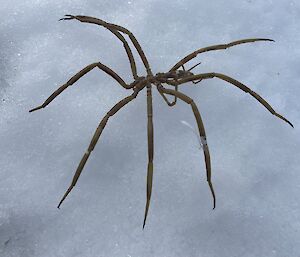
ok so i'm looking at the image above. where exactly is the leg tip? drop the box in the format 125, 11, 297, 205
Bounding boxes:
29, 106, 43, 112
259, 38, 275, 42
57, 201, 62, 209
59, 14, 76, 21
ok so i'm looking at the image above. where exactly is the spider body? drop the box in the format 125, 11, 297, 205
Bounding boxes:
129, 70, 195, 92
30, 15, 293, 229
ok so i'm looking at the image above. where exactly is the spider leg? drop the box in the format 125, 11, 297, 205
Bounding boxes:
183, 63, 203, 84
169, 73, 294, 127
60, 15, 138, 80
169, 38, 274, 72
60, 15, 153, 76
29, 62, 131, 112
158, 84, 178, 107
158, 85, 216, 209
188, 62, 202, 72
57, 89, 140, 208
192, 79, 203, 84
109, 29, 138, 80
158, 64, 183, 106
143, 84, 154, 229
158, 62, 202, 106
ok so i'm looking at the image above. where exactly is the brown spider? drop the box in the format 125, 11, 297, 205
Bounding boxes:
29, 15, 293, 228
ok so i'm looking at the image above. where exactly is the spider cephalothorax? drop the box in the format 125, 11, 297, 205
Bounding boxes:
30, 15, 293, 228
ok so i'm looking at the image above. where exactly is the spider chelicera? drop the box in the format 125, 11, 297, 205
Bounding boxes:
29, 15, 293, 228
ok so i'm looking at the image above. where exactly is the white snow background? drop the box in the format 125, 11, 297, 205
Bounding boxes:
1, 0, 300, 256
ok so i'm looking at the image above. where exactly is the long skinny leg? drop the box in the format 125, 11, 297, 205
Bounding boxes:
105, 28, 138, 79
57, 90, 139, 208
158, 84, 178, 107
29, 62, 131, 112
166, 73, 294, 127
187, 62, 202, 72
158, 85, 216, 209
192, 79, 202, 84
60, 15, 153, 76
170, 38, 274, 72
143, 84, 154, 229
60, 17, 138, 80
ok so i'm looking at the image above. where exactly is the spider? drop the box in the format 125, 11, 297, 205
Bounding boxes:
29, 15, 293, 228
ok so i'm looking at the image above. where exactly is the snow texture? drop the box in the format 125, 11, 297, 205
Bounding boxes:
1, 0, 300, 256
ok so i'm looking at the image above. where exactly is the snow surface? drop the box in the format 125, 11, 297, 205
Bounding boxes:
1, 0, 300, 256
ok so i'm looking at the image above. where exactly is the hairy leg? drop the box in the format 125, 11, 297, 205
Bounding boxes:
166, 72, 294, 127
29, 62, 131, 112
60, 15, 153, 76
57, 89, 139, 208
158, 85, 216, 209
143, 84, 154, 229
170, 38, 274, 72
